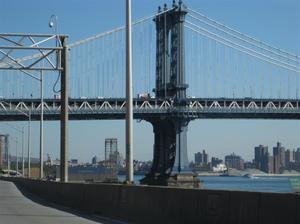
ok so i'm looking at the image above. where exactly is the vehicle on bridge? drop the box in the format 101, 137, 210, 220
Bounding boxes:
0, 169, 22, 177
137, 93, 152, 100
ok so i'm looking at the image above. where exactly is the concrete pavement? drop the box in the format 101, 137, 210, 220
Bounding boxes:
0, 180, 125, 224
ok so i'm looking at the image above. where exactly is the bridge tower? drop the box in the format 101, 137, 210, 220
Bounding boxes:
141, 1, 200, 187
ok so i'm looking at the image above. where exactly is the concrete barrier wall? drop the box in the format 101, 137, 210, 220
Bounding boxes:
1, 177, 300, 224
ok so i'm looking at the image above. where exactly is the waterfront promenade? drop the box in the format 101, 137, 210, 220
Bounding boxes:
0, 180, 124, 224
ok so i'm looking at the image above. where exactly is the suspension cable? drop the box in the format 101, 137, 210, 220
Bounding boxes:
187, 8, 300, 62
186, 21, 300, 71
185, 22, 300, 73
0, 13, 157, 68
187, 14, 300, 65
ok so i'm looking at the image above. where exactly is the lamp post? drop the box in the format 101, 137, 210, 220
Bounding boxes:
21, 126, 24, 175
126, 0, 133, 183
39, 70, 44, 178
14, 137, 18, 173
27, 111, 31, 178
41, 14, 58, 180
3, 123, 24, 174
49, 14, 69, 183
49, 15, 69, 182
7, 137, 10, 171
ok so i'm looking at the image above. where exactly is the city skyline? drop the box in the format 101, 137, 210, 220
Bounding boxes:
0, 0, 300, 163
0, 1, 299, 222
3, 133, 300, 166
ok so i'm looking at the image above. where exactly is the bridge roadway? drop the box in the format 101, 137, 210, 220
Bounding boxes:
0, 180, 125, 224
1, 97, 300, 121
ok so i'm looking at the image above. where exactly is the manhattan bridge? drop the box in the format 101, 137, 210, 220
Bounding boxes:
0, 1, 299, 185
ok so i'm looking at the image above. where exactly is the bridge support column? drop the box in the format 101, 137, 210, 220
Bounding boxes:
140, 2, 200, 187
141, 118, 200, 187
174, 119, 189, 172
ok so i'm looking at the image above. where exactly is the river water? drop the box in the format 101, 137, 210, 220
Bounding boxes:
199, 176, 297, 193
119, 175, 300, 193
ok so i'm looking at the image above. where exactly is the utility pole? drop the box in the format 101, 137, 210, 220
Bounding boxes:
126, 0, 133, 183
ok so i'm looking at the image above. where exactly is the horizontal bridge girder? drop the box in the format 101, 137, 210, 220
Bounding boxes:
0, 98, 300, 121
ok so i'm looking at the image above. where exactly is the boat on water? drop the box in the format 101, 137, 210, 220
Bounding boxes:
243, 173, 258, 179
220, 173, 230, 177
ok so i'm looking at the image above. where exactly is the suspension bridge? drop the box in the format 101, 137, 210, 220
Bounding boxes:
0, 1, 299, 185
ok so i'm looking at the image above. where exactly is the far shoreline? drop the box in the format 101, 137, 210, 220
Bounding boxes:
196, 172, 300, 177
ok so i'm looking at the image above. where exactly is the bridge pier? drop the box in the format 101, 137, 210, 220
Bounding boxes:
141, 2, 200, 188
141, 118, 200, 187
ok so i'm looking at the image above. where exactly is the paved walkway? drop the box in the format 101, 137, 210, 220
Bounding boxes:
0, 180, 124, 224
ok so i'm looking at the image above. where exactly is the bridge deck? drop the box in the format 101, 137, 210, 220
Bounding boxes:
1, 98, 300, 121
0, 180, 124, 224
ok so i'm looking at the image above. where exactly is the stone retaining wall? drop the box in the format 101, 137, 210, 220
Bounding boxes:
1, 177, 299, 224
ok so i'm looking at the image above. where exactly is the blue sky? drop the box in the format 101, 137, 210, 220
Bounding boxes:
1, 0, 300, 163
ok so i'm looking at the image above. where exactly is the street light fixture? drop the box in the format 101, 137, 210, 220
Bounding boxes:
49, 15, 58, 34
49, 15, 60, 51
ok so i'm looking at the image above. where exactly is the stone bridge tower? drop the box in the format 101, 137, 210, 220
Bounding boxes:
141, 1, 200, 187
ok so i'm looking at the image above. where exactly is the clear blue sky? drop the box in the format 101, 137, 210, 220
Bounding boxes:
1, 0, 300, 163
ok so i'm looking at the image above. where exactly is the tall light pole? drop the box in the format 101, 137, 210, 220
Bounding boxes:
27, 111, 31, 178
49, 15, 69, 182
37, 14, 59, 180
5, 62, 43, 178
3, 123, 25, 174
1, 101, 32, 177
14, 137, 18, 172
21, 126, 25, 175
7, 136, 10, 171
39, 70, 44, 178
126, 0, 133, 183
49, 14, 70, 182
